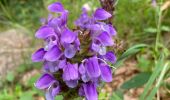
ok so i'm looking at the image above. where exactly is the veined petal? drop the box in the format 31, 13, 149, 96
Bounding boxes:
64, 44, 76, 58
93, 8, 111, 20
58, 59, 66, 69
108, 24, 116, 36
81, 74, 90, 82
45, 90, 54, 100
104, 51, 116, 64
61, 29, 76, 43
52, 85, 60, 97
79, 86, 85, 96
63, 63, 79, 81
35, 26, 55, 39
83, 82, 98, 100
97, 31, 114, 46
79, 63, 86, 75
65, 80, 78, 88
48, 2, 65, 12
100, 64, 112, 82
44, 45, 62, 61
43, 61, 59, 73
35, 73, 55, 89
31, 48, 46, 62
85, 56, 101, 78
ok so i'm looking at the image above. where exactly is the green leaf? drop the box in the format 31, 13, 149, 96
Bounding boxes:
144, 27, 157, 33
121, 72, 151, 89
114, 44, 147, 67
55, 95, 63, 100
19, 91, 34, 100
110, 90, 123, 100
6, 72, 15, 82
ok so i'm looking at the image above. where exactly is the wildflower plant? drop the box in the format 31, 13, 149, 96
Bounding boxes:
32, 2, 117, 100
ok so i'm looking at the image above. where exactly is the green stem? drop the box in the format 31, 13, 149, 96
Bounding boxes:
155, 0, 163, 54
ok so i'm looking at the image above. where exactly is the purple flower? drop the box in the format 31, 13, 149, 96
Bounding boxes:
85, 56, 101, 78
35, 73, 56, 89
63, 63, 79, 88
61, 28, 76, 43
31, 48, 46, 62
104, 51, 117, 64
35, 26, 55, 39
44, 45, 62, 61
82, 82, 98, 100
100, 64, 112, 82
33, 2, 117, 100
93, 8, 112, 20
48, 2, 65, 13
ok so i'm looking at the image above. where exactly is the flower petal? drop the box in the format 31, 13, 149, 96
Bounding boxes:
48, 2, 65, 12
97, 31, 114, 46
44, 45, 62, 61
104, 51, 116, 64
35, 73, 55, 89
64, 44, 76, 58
83, 82, 98, 100
63, 63, 79, 81
45, 90, 54, 100
108, 24, 116, 36
43, 61, 59, 72
61, 29, 76, 43
93, 8, 111, 20
31, 48, 46, 62
65, 80, 78, 88
100, 64, 112, 82
52, 86, 60, 97
58, 59, 66, 69
85, 56, 101, 78
35, 26, 55, 39
79, 63, 86, 75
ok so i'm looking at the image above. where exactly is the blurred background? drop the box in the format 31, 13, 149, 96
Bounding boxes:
0, 0, 170, 100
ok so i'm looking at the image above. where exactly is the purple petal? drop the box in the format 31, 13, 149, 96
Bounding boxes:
74, 37, 80, 50
45, 90, 54, 100
93, 8, 111, 20
79, 86, 85, 96
44, 45, 62, 61
65, 80, 78, 88
58, 59, 66, 69
52, 86, 60, 97
35, 73, 55, 89
79, 63, 86, 75
81, 74, 90, 82
83, 82, 98, 100
35, 26, 55, 39
31, 48, 46, 62
98, 46, 106, 55
108, 24, 117, 36
48, 2, 65, 12
61, 29, 76, 43
85, 56, 101, 78
100, 64, 112, 82
43, 61, 59, 72
104, 51, 116, 64
74, 8, 90, 28
64, 44, 76, 58
97, 31, 114, 46
91, 41, 101, 52
63, 63, 79, 81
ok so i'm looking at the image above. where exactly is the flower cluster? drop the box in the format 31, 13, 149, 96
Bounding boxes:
32, 2, 116, 100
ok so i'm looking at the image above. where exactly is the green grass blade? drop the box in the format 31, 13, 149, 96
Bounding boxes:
146, 62, 169, 100
139, 55, 164, 100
